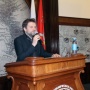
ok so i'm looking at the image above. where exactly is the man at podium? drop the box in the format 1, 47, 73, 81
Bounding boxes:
14, 18, 60, 62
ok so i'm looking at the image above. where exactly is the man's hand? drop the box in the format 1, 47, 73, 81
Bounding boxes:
32, 34, 40, 47
52, 53, 61, 58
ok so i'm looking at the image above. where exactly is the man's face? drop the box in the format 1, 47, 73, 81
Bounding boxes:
24, 22, 37, 35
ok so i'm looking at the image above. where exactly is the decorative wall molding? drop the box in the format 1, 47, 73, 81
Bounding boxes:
58, 16, 90, 26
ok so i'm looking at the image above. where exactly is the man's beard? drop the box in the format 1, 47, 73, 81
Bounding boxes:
31, 31, 38, 36
25, 31, 38, 39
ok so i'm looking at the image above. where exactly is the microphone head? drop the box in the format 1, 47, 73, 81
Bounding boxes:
32, 31, 39, 37
32, 31, 38, 36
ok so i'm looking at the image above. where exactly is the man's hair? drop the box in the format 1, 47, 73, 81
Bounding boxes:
22, 18, 36, 29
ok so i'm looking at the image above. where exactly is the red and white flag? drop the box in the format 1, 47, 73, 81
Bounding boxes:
38, 0, 46, 50
30, 0, 36, 19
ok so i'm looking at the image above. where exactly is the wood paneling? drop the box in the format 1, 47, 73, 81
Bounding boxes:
43, 0, 59, 53
58, 16, 90, 26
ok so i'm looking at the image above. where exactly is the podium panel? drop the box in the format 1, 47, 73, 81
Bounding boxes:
5, 54, 86, 90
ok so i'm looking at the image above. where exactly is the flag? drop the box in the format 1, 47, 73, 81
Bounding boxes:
30, 0, 36, 19
38, 0, 46, 50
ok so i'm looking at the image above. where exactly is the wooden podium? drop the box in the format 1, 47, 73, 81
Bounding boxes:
5, 54, 86, 90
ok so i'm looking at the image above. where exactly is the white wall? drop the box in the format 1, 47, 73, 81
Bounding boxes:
58, 0, 90, 62
58, 0, 90, 19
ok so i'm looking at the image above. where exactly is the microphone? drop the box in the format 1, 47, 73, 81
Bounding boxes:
32, 31, 39, 37
32, 33, 39, 37
32, 32, 41, 43
32, 31, 40, 39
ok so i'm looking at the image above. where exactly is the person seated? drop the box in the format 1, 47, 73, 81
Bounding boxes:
14, 18, 60, 62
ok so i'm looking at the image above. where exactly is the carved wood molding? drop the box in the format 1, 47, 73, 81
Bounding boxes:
58, 16, 90, 26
